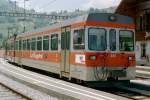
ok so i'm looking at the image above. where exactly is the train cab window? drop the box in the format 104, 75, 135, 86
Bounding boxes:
73, 29, 85, 50
31, 38, 36, 51
43, 36, 49, 51
88, 28, 107, 51
51, 34, 58, 50
37, 37, 42, 51
27, 39, 30, 50
109, 29, 116, 51
119, 30, 134, 51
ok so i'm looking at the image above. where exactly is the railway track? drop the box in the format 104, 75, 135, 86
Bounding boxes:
109, 88, 149, 100
7, 61, 150, 100
0, 83, 30, 100
98, 82, 150, 100
136, 76, 150, 80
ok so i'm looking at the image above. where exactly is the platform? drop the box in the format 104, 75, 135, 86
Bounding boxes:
136, 66, 150, 78
0, 58, 130, 100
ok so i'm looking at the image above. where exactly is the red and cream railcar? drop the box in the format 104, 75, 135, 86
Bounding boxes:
6, 13, 136, 81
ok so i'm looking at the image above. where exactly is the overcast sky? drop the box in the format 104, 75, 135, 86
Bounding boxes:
11, 0, 121, 12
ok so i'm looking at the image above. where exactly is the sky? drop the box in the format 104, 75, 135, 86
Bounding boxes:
11, 0, 121, 12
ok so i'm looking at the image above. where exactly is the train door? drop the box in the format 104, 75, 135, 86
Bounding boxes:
60, 26, 71, 77
18, 38, 22, 65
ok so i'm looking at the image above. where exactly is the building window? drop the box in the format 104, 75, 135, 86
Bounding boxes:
37, 37, 42, 51
146, 13, 150, 31
73, 29, 85, 50
51, 34, 58, 50
43, 36, 49, 51
136, 14, 149, 32
141, 43, 146, 57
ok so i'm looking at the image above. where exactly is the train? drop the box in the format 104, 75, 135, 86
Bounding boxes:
5, 13, 136, 82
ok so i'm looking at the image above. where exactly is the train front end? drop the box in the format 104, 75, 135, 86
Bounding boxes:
71, 13, 135, 82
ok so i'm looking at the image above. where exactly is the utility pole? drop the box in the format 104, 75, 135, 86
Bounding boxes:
14, 1, 17, 12
23, 0, 26, 33
23, 0, 29, 33
8, 0, 17, 12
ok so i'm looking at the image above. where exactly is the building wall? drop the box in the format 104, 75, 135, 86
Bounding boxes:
146, 41, 150, 62
136, 41, 150, 65
116, 0, 150, 66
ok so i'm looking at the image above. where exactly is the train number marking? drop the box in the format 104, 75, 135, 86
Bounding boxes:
110, 54, 116, 58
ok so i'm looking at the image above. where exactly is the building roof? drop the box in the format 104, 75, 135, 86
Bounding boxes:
116, 0, 150, 16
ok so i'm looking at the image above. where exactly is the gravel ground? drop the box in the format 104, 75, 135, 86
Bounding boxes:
0, 74, 58, 100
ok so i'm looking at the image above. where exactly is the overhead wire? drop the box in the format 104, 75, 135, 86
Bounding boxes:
38, 0, 57, 11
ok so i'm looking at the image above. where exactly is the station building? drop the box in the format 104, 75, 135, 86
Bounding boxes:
116, 0, 150, 65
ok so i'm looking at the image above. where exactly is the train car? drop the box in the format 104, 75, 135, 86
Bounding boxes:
6, 13, 136, 82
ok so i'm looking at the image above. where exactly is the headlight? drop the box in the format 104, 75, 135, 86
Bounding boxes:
90, 56, 97, 60
128, 56, 133, 61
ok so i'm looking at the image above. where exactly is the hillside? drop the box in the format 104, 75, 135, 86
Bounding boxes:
0, 0, 116, 48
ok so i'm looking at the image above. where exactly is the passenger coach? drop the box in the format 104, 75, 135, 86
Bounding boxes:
6, 13, 136, 82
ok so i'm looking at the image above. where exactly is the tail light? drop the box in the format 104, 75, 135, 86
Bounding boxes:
128, 56, 134, 61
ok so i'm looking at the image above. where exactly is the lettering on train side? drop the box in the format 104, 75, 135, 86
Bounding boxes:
30, 53, 43, 59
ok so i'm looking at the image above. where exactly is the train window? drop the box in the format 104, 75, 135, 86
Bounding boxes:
25, 40, 27, 50
31, 38, 36, 51
19, 40, 22, 50
7, 43, 11, 50
51, 34, 58, 50
22, 40, 25, 50
15, 41, 18, 50
109, 29, 116, 51
11, 42, 13, 50
119, 30, 134, 51
43, 36, 49, 51
73, 29, 85, 50
61, 32, 65, 50
37, 37, 42, 51
23, 40, 27, 50
27, 39, 30, 50
88, 28, 107, 51
66, 31, 70, 50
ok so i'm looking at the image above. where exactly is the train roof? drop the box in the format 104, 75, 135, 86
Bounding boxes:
17, 13, 134, 38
